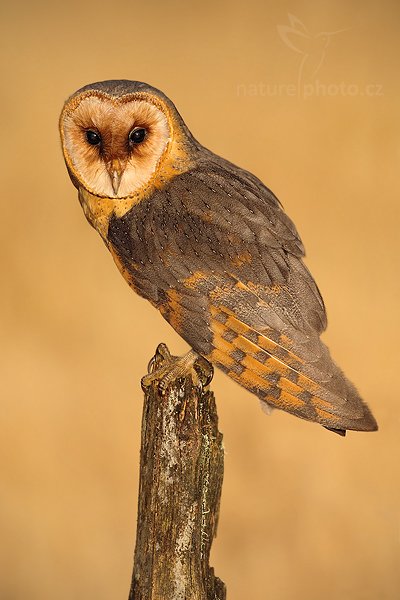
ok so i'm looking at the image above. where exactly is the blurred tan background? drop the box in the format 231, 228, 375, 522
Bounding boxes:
1, 0, 399, 598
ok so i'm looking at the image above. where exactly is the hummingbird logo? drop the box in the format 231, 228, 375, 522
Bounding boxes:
278, 14, 349, 89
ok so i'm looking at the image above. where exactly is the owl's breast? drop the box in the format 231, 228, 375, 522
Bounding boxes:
78, 187, 139, 241
106, 197, 172, 307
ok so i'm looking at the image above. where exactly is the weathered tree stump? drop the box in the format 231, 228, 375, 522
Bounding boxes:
129, 344, 226, 600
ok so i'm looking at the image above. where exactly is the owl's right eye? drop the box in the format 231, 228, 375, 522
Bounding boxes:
85, 130, 102, 146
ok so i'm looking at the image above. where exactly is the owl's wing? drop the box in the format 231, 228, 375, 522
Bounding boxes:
108, 161, 377, 432
155, 161, 327, 335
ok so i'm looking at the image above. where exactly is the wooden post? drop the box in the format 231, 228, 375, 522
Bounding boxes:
129, 344, 226, 600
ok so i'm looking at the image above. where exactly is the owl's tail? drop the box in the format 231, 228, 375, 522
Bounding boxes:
208, 306, 378, 434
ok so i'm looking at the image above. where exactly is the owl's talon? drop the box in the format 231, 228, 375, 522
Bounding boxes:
155, 343, 172, 362
146, 343, 172, 375
141, 373, 153, 391
147, 355, 157, 375
194, 356, 214, 389
141, 348, 206, 394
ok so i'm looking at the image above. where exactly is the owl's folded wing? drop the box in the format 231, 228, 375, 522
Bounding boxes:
158, 270, 377, 432
108, 162, 376, 431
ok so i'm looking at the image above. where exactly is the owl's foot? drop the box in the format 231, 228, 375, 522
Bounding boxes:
141, 343, 213, 394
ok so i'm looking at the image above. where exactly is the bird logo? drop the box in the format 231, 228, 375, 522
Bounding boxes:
278, 14, 349, 89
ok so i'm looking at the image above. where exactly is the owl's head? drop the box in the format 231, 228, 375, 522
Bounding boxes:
60, 80, 194, 199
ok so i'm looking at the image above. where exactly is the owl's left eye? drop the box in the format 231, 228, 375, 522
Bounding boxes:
85, 129, 102, 145
129, 127, 147, 144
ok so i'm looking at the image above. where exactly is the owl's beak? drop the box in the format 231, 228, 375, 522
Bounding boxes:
107, 159, 125, 195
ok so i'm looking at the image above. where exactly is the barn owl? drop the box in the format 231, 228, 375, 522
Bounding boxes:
59, 80, 377, 436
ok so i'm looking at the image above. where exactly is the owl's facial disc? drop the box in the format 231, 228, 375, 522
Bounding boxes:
61, 93, 171, 198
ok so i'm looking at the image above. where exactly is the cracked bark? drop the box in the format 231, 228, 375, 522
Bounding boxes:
129, 344, 226, 600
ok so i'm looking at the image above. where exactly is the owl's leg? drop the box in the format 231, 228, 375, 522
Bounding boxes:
141, 343, 213, 394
